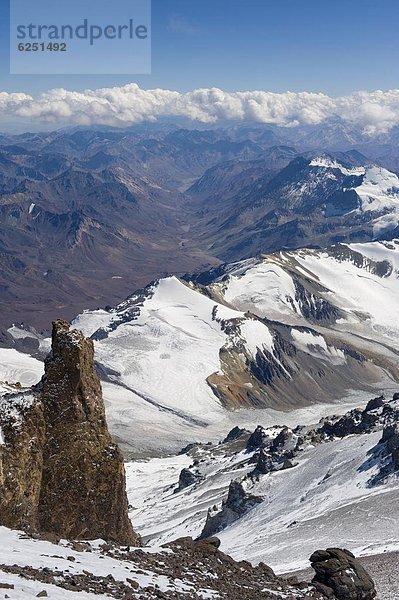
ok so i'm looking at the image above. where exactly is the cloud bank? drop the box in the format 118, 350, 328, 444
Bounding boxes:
1, 84, 399, 133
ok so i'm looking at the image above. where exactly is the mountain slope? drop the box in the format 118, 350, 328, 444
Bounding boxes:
189, 154, 399, 260
126, 394, 399, 575
67, 240, 399, 455
0, 165, 218, 330
0, 126, 270, 330
2, 126, 399, 331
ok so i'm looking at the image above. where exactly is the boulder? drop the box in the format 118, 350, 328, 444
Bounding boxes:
310, 547, 376, 599
176, 467, 200, 490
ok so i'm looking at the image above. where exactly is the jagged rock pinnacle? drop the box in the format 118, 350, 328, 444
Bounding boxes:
0, 320, 140, 546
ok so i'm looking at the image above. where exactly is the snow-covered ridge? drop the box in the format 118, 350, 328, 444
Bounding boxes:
64, 240, 399, 455
2, 240, 399, 456
308, 157, 399, 235
352, 166, 399, 234
0, 348, 44, 396
310, 156, 366, 176
219, 240, 399, 344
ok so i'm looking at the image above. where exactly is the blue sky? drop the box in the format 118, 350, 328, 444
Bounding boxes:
0, 0, 399, 95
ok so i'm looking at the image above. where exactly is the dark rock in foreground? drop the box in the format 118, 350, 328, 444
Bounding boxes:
0, 320, 140, 546
310, 547, 376, 599
1, 533, 340, 599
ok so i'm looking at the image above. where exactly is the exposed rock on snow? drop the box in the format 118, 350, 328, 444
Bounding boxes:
365, 421, 399, 486
176, 467, 203, 491
381, 423, 399, 470
0, 525, 333, 599
223, 425, 249, 443
201, 480, 263, 538
246, 424, 269, 450
126, 393, 399, 571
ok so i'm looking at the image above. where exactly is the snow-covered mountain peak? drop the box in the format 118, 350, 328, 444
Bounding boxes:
307, 158, 399, 233
3, 240, 399, 456
351, 166, 399, 234
309, 155, 366, 177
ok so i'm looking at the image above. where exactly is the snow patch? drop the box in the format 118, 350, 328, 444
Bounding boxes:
240, 319, 274, 357
291, 329, 346, 365
0, 348, 44, 393
222, 262, 300, 322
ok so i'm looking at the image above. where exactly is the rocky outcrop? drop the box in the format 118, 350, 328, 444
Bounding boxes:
246, 425, 268, 451
197, 393, 399, 539
252, 446, 297, 475
315, 394, 399, 441
315, 394, 399, 487
223, 426, 249, 444
380, 423, 399, 469
367, 422, 399, 485
253, 448, 274, 474
247, 425, 298, 476
176, 467, 202, 491
270, 425, 298, 452
310, 548, 376, 599
365, 395, 385, 412
0, 320, 139, 545
200, 480, 262, 538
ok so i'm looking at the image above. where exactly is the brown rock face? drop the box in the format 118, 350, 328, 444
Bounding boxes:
0, 392, 45, 531
0, 320, 139, 546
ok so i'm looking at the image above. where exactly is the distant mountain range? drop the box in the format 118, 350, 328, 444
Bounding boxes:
188, 152, 399, 260
1, 121, 399, 332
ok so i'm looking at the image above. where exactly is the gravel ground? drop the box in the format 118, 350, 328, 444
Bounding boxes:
284, 551, 399, 600
358, 553, 399, 600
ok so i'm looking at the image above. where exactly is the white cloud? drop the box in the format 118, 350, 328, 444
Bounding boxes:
1, 84, 399, 132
